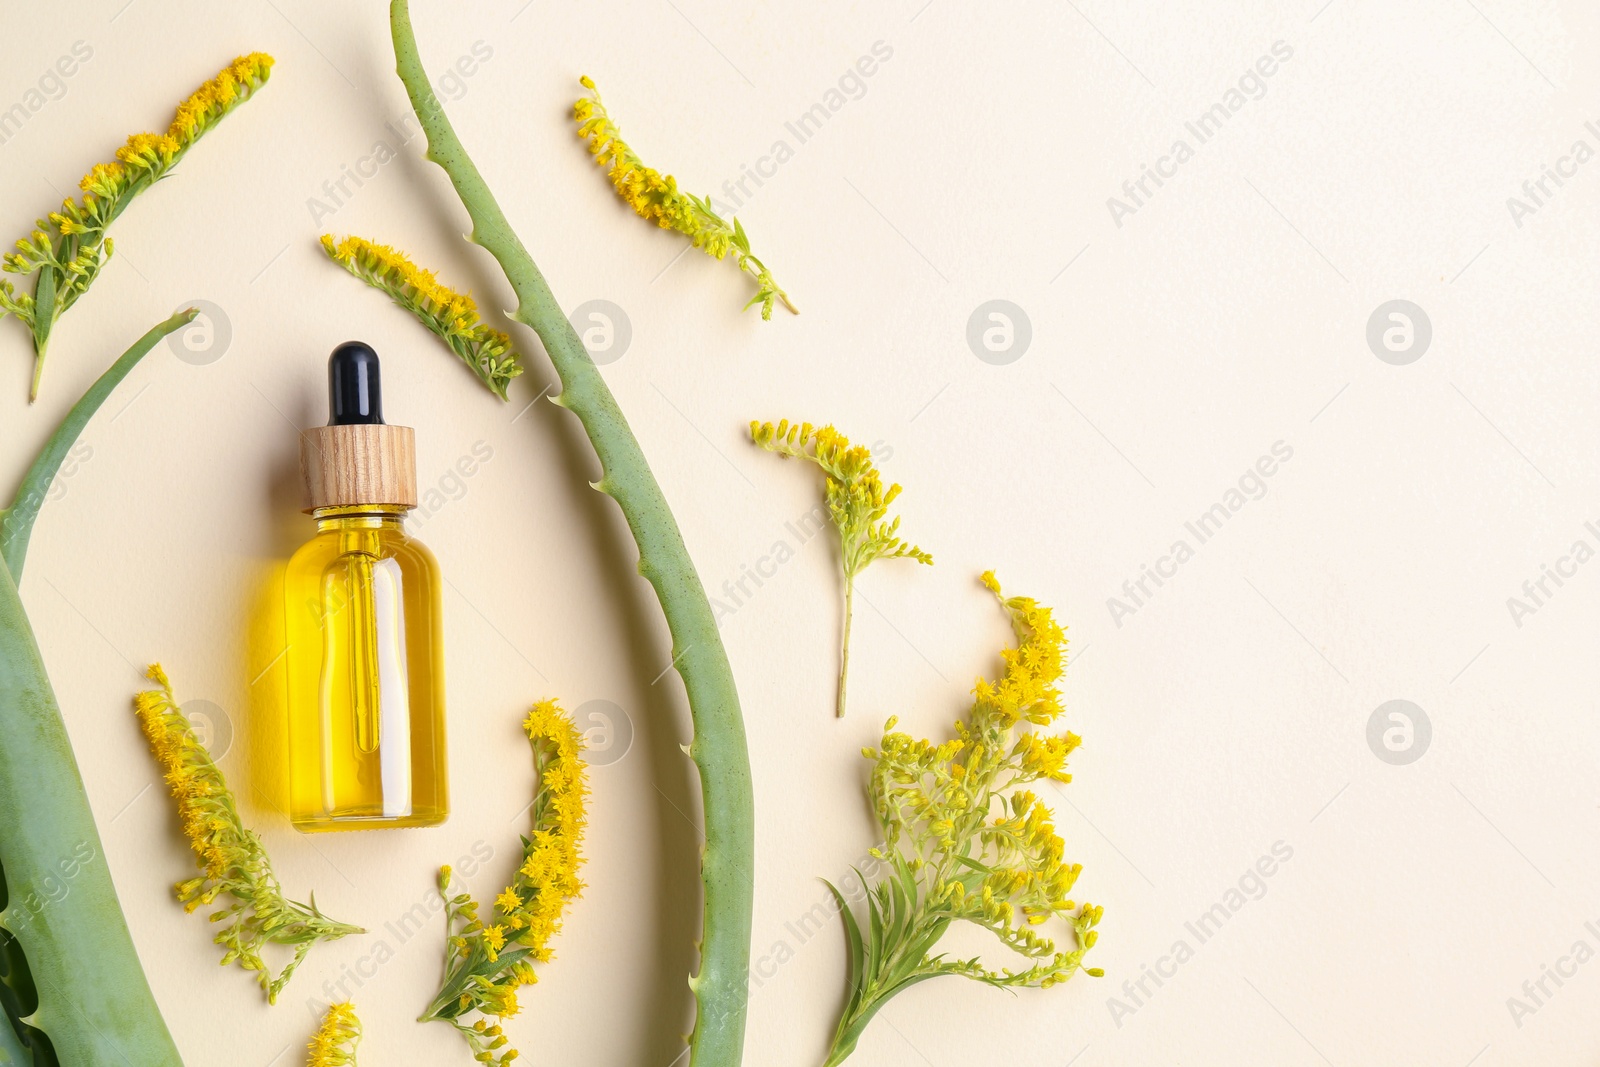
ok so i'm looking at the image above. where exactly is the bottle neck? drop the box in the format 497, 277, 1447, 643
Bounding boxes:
312, 504, 409, 532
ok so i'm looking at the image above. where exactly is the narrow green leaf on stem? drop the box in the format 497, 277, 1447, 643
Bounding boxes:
26, 272, 56, 403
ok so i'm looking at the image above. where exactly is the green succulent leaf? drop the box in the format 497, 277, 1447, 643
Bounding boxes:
0, 316, 198, 1067
0, 966, 36, 1067
389, 5, 757, 1065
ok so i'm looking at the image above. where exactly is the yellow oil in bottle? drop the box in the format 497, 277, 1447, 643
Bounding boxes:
284, 507, 446, 830
283, 341, 447, 831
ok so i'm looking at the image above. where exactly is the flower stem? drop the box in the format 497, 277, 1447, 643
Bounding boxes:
820, 987, 888, 1067
837, 573, 854, 718
28, 350, 45, 404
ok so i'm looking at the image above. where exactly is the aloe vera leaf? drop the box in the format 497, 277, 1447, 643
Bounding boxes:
389, 4, 756, 1062
0, 314, 197, 1067
0, 528, 182, 1067
0, 920, 42, 1066
1, 310, 197, 580
0, 1006, 30, 1067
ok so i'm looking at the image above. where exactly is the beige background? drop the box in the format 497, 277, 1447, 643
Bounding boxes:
3, 1, 1600, 1064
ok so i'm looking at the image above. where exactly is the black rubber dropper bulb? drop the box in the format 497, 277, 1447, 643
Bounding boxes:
327, 341, 385, 425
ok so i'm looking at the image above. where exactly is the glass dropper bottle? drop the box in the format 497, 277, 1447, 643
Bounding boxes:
282, 341, 447, 831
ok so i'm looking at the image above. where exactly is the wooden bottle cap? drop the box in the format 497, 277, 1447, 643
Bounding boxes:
300, 424, 417, 512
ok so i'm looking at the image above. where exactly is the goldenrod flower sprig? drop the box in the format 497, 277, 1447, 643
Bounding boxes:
822, 575, 1101, 1067
574, 76, 796, 320
419, 700, 589, 1065
321, 234, 524, 399
134, 664, 362, 1003
306, 1002, 361, 1067
751, 419, 932, 716
1, 53, 273, 401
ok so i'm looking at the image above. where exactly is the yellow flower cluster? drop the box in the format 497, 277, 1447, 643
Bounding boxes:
498, 701, 587, 956
321, 234, 524, 400
86, 53, 275, 209
0, 277, 32, 330
752, 419, 931, 575
2, 53, 273, 399
10, 52, 274, 280
173, 54, 275, 140
422, 700, 588, 1066
824, 576, 1100, 1065
875, 575, 1097, 976
973, 570, 1069, 730
574, 76, 795, 319
752, 419, 932, 716
881, 586, 1095, 938
306, 1002, 361, 1067
573, 79, 696, 237
134, 665, 361, 1003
